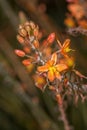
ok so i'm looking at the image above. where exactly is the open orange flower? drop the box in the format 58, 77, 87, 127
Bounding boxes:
57, 38, 72, 58
37, 53, 68, 82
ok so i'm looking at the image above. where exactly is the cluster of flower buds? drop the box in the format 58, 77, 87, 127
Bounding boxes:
17, 21, 39, 46
15, 20, 87, 105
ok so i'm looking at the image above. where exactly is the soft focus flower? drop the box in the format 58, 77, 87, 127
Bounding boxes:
59, 57, 75, 68
57, 39, 72, 58
37, 53, 68, 81
68, 4, 85, 20
64, 17, 75, 28
78, 20, 87, 29
65, 57, 75, 68
33, 75, 46, 90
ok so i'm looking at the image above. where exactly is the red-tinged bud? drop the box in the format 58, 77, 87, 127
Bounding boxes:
47, 33, 55, 44
17, 35, 25, 44
22, 59, 31, 66
15, 50, 25, 57
33, 40, 39, 48
33, 27, 39, 37
23, 46, 31, 53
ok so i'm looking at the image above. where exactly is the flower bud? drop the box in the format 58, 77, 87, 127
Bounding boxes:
33, 40, 39, 48
25, 26, 31, 34
33, 27, 39, 37
23, 46, 31, 53
17, 35, 25, 44
19, 25, 23, 29
24, 21, 30, 26
19, 28, 27, 37
24, 22, 31, 34
15, 50, 25, 57
29, 21, 36, 29
22, 59, 31, 66
47, 33, 55, 44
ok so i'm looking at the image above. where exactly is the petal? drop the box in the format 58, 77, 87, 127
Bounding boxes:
48, 70, 55, 82
55, 71, 61, 80
51, 53, 57, 65
62, 52, 69, 58
37, 65, 49, 72
63, 39, 70, 48
57, 39, 62, 48
55, 64, 68, 72
46, 60, 54, 66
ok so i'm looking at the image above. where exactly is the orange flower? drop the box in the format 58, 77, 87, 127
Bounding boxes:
57, 39, 72, 58
59, 57, 75, 68
33, 75, 46, 91
37, 53, 68, 82
68, 4, 85, 20
78, 20, 87, 29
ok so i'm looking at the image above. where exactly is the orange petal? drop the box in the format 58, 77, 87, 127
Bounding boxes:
63, 39, 70, 48
48, 70, 55, 82
56, 64, 68, 72
57, 39, 62, 48
62, 52, 69, 58
51, 53, 57, 65
37, 65, 49, 72
46, 60, 54, 66
55, 71, 61, 80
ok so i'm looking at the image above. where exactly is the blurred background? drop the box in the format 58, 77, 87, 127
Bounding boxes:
0, 0, 87, 130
